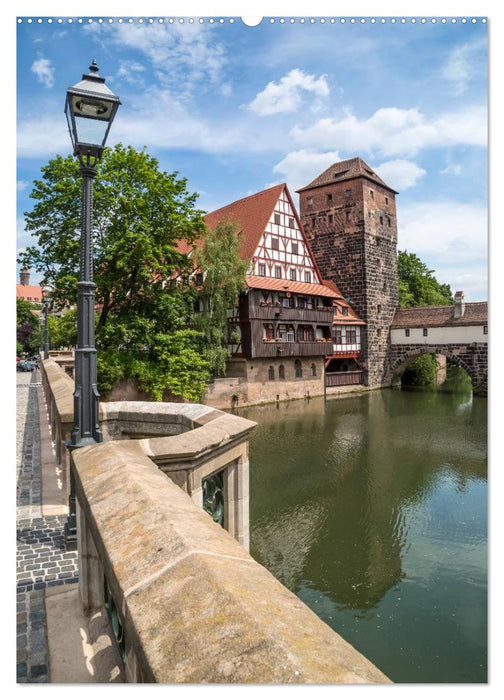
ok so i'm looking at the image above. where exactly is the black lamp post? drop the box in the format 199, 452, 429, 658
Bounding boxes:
64, 60, 120, 547
42, 285, 52, 359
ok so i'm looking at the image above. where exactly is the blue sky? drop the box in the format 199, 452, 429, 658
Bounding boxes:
16, 12, 488, 301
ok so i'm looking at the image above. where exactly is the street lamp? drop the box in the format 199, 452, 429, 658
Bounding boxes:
64, 60, 120, 547
42, 285, 53, 359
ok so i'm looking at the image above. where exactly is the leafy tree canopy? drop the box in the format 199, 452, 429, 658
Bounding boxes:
193, 219, 248, 377
397, 250, 453, 308
16, 298, 40, 355
18, 144, 210, 400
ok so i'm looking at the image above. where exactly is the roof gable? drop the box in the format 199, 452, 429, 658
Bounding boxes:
204, 184, 285, 261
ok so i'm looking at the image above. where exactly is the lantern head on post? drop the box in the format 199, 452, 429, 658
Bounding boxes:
65, 59, 121, 166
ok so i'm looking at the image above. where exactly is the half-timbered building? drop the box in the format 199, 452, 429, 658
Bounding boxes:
184, 183, 364, 404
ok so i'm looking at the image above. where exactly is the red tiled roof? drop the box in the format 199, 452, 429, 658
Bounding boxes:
16, 284, 43, 303
204, 184, 286, 261
245, 275, 338, 298
391, 302, 488, 328
296, 156, 398, 194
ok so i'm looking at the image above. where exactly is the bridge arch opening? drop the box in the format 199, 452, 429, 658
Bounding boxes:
389, 349, 475, 392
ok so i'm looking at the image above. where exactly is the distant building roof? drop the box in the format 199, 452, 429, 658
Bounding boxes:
296, 156, 398, 194
391, 302, 488, 328
16, 284, 43, 303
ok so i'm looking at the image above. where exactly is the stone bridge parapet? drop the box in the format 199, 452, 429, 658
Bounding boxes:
387, 343, 487, 395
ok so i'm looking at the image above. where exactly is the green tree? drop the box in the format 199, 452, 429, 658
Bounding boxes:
397, 250, 453, 308
48, 308, 77, 350
18, 144, 210, 400
16, 298, 40, 355
193, 219, 248, 377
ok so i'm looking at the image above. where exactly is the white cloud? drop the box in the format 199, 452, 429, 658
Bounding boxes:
374, 159, 426, 191
441, 38, 486, 96
272, 149, 341, 193
398, 200, 487, 301
291, 105, 487, 157
17, 180, 29, 192
31, 57, 55, 88
247, 69, 329, 116
85, 22, 227, 94
117, 60, 146, 86
440, 164, 462, 176
17, 113, 69, 158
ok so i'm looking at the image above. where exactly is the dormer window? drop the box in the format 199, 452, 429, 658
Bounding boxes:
292, 242, 298, 255
274, 213, 281, 225
271, 237, 279, 250
289, 217, 295, 228
304, 271, 311, 283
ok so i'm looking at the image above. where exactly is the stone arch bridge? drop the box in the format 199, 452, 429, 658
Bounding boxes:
386, 295, 488, 395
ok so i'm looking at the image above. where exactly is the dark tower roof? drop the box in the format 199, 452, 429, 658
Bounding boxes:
296, 156, 398, 194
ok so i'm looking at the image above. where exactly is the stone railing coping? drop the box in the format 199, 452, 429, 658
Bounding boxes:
41, 359, 74, 423
73, 440, 390, 684
41, 365, 256, 450
140, 412, 257, 466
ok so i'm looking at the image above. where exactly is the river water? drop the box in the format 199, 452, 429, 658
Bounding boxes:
239, 385, 487, 683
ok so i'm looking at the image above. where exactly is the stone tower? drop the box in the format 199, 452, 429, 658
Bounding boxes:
297, 157, 399, 387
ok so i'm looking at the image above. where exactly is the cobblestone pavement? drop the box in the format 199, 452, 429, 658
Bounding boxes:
16, 370, 78, 683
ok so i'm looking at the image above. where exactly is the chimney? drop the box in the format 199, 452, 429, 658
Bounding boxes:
20, 269, 30, 286
453, 291, 465, 319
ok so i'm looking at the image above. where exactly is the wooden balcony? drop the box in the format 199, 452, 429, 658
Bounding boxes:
325, 370, 364, 387
246, 302, 335, 324
254, 339, 333, 358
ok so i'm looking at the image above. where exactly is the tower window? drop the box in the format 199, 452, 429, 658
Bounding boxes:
370, 190, 374, 199
327, 193, 333, 204
423, 328, 428, 337
388, 217, 391, 227
377, 304, 381, 314
312, 218, 317, 228
377, 328, 381, 337
274, 213, 281, 225
345, 189, 352, 198
405, 328, 410, 337
268, 366, 275, 381
380, 216, 384, 225
385, 197, 389, 205
307, 197, 313, 208
483, 325, 488, 335
328, 214, 333, 224
279, 364, 285, 380
346, 211, 352, 222
295, 359, 302, 378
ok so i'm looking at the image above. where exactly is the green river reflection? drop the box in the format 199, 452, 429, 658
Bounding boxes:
239, 387, 487, 683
